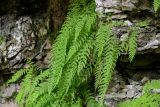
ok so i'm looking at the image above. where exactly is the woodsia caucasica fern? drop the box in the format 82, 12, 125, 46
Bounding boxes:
8, 0, 98, 107
8, 0, 139, 107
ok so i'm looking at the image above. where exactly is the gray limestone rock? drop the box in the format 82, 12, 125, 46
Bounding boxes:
0, 15, 50, 71
1, 84, 20, 98
0, 101, 18, 107
95, 0, 153, 18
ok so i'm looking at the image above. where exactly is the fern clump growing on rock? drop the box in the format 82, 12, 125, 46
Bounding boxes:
8, 0, 140, 107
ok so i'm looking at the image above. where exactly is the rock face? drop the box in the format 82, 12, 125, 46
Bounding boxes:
0, 0, 69, 73
0, 15, 50, 72
95, 0, 153, 15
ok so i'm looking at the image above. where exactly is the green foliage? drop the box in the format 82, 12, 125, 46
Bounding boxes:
95, 23, 121, 105
135, 20, 149, 28
153, 0, 160, 12
7, 61, 41, 106
0, 36, 5, 45
120, 27, 138, 62
8, 0, 139, 107
118, 80, 160, 107
128, 28, 138, 61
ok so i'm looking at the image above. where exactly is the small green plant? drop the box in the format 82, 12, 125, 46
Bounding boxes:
118, 80, 160, 107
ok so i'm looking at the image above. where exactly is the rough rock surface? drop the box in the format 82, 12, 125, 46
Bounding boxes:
113, 26, 160, 53
0, 0, 70, 73
95, 0, 153, 16
95, 0, 160, 53
0, 15, 51, 72
0, 84, 19, 107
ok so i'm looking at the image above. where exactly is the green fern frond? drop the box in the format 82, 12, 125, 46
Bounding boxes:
84, 90, 101, 107
98, 36, 120, 105
7, 68, 27, 84
71, 98, 82, 107
66, 3, 96, 63
96, 24, 111, 57
46, 0, 85, 94
153, 0, 160, 12
16, 64, 36, 106
120, 33, 129, 52
7, 61, 35, 84
94, 22, 121, 105
94, 58, 103, 90
58, 36, 94, 97
94, 24, 114, 90
128, 29, 138, 61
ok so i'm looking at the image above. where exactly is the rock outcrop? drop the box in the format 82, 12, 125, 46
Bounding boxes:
94, 0, 160, 73
95, 0, 160, 72
95, 0, 160, 53
0, 15, 51, 73
0, 0, 70, 73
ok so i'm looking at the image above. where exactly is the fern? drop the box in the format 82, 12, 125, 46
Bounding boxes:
120, 27, 138, 62
95, 22, 122, 105
128, 28, 138, 61
7, 69, 27, 84
8, 0, 139, 106
96, 24, 112, 58
10, 1, 98, 107
84, 90, 101, 107
98, 36, 120, 105
153, 0, 160, 12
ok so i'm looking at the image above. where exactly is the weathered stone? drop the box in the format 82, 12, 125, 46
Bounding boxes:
112, 14, 127, 19
0, 15, 50, 71
105, 8, 122, 14
95, 7, 104, 13
103, 0, 121, 8
126, 89, 135, 98
105, 93, 126, 100
124, 20, 133, 26
121, 0, 137, 11
112, 25, 160, 53
0, 101, 18, 107
1, 84, 20, 98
